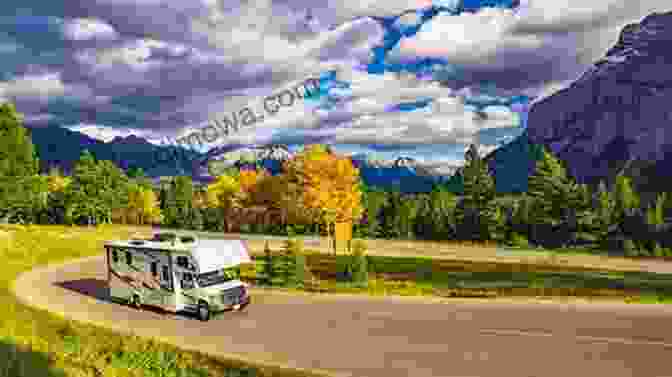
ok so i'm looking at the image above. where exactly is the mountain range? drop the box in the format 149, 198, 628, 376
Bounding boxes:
481, 11, 672, 197
24, 11, 672, 197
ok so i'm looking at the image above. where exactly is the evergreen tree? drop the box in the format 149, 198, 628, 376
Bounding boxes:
165, 176, 194, 228
0, 103, 39, 177
415, 187, 457, 240
613, 173, 640, 220
379, 190, 402, 239
397, 195, 420, 239
527, 147, 570, 225
526, 146, 588, 246
595, 180, 616, 247
65, 151, 129, 225
0, 103, 43, 223
645, 192, 666, 256
611, 173, 642, 253
456, 144, 496, 241
362, 188, 387, 238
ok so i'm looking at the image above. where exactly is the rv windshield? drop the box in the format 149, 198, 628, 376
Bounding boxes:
196, 268, 238, 287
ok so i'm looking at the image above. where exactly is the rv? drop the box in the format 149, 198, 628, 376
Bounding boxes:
104, 232, 251, 321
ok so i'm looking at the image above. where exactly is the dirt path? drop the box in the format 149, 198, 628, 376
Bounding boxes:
12, 255, 672, 377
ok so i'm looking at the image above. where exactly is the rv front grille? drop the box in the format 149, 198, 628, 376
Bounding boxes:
221, 286, 244, 305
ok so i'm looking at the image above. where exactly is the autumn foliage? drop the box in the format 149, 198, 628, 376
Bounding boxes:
205, 144, 363, 240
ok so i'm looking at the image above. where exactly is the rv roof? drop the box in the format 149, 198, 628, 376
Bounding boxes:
104, 239, 193, 251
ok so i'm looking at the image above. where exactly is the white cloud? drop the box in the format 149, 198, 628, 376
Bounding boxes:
326, 93, 519, 146
392, 8, 545, 68
66, 123, 156, 143
0, 73, 95, 103
62, 18, 119, 41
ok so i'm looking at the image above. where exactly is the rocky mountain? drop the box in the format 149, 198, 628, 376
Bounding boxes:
491, 11, 672, 195
27, 125, 204, 177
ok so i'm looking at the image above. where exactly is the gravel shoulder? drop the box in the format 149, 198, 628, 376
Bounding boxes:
11, 254, 672, 377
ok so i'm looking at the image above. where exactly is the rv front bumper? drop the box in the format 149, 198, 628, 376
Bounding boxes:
214, 288, 250, 311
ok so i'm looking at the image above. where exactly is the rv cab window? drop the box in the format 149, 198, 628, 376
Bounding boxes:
181, 272, 195, 289
176, 256, 188, 268
161, 265, 170, 281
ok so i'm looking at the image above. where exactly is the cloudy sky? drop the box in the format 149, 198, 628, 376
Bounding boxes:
0, 0, 669, 170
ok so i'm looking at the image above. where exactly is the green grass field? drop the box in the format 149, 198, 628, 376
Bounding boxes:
245, 251, 672, 303
0, 224, 325, 377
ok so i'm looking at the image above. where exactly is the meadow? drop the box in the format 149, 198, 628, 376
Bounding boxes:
243, 247, 672, 304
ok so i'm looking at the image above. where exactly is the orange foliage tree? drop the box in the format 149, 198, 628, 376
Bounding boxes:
284, 144, 363, 252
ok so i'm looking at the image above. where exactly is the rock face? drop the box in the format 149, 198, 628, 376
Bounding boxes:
525, 11, 672, 193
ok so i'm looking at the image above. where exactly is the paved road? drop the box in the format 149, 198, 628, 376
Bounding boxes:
13, 255, 672, 377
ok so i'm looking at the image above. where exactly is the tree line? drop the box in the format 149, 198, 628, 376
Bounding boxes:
1, 102, 671, 257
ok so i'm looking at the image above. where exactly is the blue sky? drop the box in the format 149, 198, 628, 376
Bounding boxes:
0, 0, 668, 174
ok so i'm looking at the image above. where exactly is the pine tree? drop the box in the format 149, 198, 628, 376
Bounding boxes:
456, 144, 496, 241
646, 192, 666, 257
162, 176, 194, 228
65, 151, 129, 225
527, 147, 570, 225
0, 103, 42, 223
362, 188, 387, 238
612, 173, 641, 254
0, 103, 39, 177
595, 180, 616, 246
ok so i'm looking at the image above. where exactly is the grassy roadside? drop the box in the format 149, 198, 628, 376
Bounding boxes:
0, 224, 327, 377
159, 227, 672, 274
240, 251, 672, 305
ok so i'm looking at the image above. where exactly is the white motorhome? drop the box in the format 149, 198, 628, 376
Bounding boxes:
104, 232, 251, 321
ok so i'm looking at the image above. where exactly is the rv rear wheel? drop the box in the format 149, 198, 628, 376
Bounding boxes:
130, 294, 141, 309
197, 301, 210, 321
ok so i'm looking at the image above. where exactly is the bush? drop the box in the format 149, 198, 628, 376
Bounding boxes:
509, 232, 529, 248
653, 242, 665, 258
259, 241, 274, 286
351, 240, 369, 288
283, 238, 308, 288
335, 254, 353, 282
623, 239, 638, 257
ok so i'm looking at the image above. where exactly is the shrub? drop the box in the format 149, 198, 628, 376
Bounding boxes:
623, 239, 638, 257
509, 232, 529, 248
351, 240, 369, 288
259, 241, 274, 286
284, 238, 308, 288
335, 254, 353, 282
653, 242, 665, 258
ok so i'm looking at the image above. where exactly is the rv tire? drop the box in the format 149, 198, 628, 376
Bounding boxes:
197, 301, 210, 321
131, 294, 141, 309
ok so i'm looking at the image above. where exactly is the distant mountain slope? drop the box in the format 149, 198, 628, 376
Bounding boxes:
27, 125, 203, 177
523, 11, 672, 194
488, 11, 672, 195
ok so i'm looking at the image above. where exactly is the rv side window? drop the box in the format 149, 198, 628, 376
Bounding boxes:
150, 262, 158, 276
176, 256, 188, 268
111, 248, 119, 263
181, 272, 195, 289
125, 251, 132, 266
162, 265, 169, 281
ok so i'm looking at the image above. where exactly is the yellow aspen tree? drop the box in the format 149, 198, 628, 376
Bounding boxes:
141, 187, 163, 224
290, 144, 363, 253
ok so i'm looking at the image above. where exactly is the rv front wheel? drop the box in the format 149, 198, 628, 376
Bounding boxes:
131, 294, 141, 309
197, 301, 210, 321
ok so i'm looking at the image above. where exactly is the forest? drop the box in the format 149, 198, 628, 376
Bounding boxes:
2, 102, 671, 258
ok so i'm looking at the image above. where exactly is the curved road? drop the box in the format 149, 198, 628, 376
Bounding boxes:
13, 255, 672, 377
